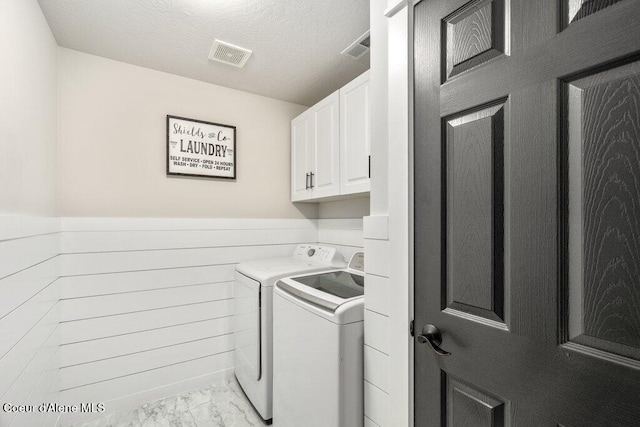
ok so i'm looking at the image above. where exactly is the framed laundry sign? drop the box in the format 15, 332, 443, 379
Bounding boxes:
166, 115, 236, 179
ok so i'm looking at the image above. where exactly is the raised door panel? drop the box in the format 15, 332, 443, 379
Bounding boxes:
312, 91, 340, 199
291, 110, 312, 201
562, 0, 624, 27
444, 101, 505, 323
340, 71, 371, 195
442, 0, 506, 82
445, 375, 506, 427
565, 60, 640, 361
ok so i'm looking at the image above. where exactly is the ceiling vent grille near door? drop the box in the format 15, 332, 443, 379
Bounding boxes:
208, 39, 252, 68
341, 31, 371, 60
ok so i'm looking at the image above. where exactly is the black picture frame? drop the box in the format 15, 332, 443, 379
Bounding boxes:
166, 115, 237, 180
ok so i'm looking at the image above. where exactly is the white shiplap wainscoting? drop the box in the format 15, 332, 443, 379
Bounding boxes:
0, 216, 61, 427
363, 215, 391, 427
317, 218, 364, 260
57, 217, 358, 426
0, 216, 364, 426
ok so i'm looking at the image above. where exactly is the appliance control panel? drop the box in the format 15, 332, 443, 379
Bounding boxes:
348, 252, 365, 273
293, 244, 344, 266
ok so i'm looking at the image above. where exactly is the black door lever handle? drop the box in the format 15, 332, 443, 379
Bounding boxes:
417, 324, 451, 356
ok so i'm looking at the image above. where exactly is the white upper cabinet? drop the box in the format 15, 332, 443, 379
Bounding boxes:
340, 70, 370, 195
310, 92, 340, 199
291, 71, 369, 202
291, 91, 339, 201
291, 111, 313, 201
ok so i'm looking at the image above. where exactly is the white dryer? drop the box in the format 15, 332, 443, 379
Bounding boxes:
233, 244, 344, 422
273, 252, 365, 427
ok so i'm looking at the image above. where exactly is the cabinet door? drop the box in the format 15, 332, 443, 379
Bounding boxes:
340, 71, 370, 195
311, 91, 340, 199
291, 110, 312, 201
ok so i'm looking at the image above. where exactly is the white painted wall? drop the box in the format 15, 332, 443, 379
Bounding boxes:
0, 2, 60, 426
362, 1, 393, 426
369, 0, 389, 217
57, 48, 315, 219
318, 197, 370, 219
0, 0, 57, 216
363, 0, 413, 426
385, 3, 413, 425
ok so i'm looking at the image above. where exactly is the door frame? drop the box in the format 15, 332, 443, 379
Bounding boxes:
384, 0, 421, 426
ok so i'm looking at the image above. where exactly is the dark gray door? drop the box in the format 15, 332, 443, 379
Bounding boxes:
414, 0, 640, 425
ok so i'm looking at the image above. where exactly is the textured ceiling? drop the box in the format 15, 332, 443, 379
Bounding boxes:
37, 0, 370, 106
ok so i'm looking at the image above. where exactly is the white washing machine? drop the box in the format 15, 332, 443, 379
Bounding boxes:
233, 244, 345, 422
273, 252, 365, 427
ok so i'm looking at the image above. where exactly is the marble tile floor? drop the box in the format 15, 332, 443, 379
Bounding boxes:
72, 377, 270, 427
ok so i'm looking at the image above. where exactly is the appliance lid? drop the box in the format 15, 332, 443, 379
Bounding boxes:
292, 271, 364, 299
235, 245, 346, 283
237, 257, 316, 274
275, 264, 365, 320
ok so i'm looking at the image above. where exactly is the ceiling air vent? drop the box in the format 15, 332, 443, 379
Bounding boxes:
208, 39, 252, 68
341, 31, 371, 60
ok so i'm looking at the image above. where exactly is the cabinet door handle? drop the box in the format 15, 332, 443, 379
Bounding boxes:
369, 155, 371, 178
305, 173, 310, 190
310, 172, 314, 189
